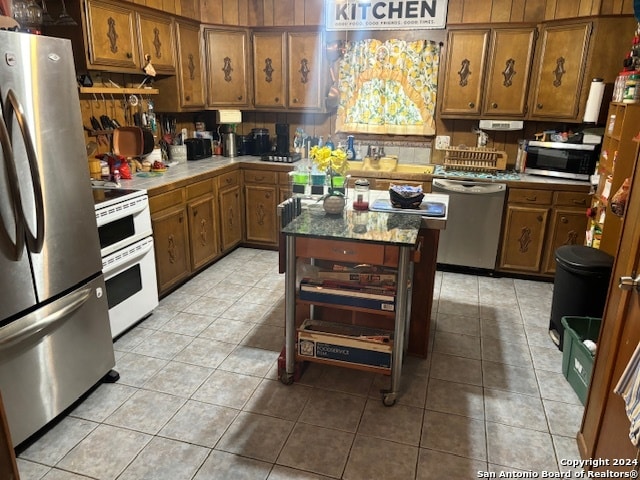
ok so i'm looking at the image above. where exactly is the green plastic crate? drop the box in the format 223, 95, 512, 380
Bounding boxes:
561, 316, 602, 405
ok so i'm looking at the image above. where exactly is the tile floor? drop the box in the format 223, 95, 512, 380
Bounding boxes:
16, 247, 584, 480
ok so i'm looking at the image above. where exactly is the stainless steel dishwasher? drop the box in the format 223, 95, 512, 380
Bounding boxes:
432, 178, 507, 270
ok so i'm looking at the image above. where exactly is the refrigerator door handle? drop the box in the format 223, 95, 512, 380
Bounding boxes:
6, 89, 45, 253
0, 285, 92, 352
0, 104, 26, 260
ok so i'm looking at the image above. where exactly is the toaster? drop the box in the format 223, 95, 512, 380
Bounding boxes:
184, 138, 212, 160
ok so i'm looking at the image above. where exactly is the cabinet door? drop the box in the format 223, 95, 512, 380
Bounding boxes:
152, 206, 190, 293
542, 208, 588, 275
439, 29, 489, 117
253, 31, 286, 109
205, 29, 250, 107
137, 11, 176, 74
85, 0, 139, 70
188, 194, 219, 270
287, 32, 323, 110
219, 186, 243, 251
499, 205, 549, 272
529, 22, 591, 120
482, 27, 536, 117
244, 184, 278, 245
176, 22, 206, 108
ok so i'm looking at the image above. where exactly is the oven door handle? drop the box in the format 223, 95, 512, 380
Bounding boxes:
102, 238, 154, 275
0, 285, 92, 352
95, 196, 148, 227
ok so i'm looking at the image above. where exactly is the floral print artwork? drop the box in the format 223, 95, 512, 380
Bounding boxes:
336, 38, 440, 136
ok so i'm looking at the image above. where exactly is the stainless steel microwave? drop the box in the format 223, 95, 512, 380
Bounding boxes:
525, 141, 599, 181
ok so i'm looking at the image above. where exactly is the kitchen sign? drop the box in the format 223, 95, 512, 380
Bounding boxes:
325, 1, 448, 30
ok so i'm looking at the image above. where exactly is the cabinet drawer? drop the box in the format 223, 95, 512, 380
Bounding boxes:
553, 191, 590, 208
149, 188, 185, 213
279, 171, 292, 185
508, 188, 553, 205
186, 178, 214, 200
296, 238, 386, 265
218, 170, 240, 189
244, 170, 277, 184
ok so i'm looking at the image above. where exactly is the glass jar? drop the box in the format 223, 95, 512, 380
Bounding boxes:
353, 178, 370, 211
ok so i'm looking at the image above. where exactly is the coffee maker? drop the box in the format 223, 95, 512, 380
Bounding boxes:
275, 123, 290, 155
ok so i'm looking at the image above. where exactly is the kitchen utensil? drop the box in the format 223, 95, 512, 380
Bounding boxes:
141, 128, 155, 156
113, 126, 144, 157
326, 65, 340, 109
90, 116, 102, 131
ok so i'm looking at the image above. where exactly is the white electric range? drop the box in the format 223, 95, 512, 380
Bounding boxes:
92, 187, 158, 338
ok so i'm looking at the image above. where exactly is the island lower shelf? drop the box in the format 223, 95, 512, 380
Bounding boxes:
296, 319, 393, 375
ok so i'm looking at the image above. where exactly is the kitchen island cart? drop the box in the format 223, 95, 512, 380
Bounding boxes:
281, 209, 422, 406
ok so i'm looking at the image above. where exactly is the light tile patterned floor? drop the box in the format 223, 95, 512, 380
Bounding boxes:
16, 248, 584, 479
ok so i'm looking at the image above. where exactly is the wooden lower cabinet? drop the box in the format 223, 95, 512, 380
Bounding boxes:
150, 189, 191, 293
498, 187, 590, 276
244, 169, 292, 248
186, 179, 219, 271
219, 184, 243, 252
499, 204, 549, 272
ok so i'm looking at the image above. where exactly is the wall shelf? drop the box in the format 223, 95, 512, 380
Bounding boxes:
79, 87, 159, 95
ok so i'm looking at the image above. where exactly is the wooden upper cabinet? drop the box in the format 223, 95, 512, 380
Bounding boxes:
528, 21, 591, 120
204, 28, 250, 107
482, 27, 537, 117
137, 10, 176, 74
287, 31, 323, 110
85, 0, 139, 70
176, 22, 205, 108
253, 31, 286, 109
439, 29, 489, 116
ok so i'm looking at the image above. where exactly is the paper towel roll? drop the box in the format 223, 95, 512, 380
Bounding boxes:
584, 79, 606, 123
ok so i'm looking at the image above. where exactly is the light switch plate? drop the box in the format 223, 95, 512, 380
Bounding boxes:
435, 136, 450, 150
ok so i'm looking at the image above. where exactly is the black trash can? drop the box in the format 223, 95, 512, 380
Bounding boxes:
548, 245, 613, 351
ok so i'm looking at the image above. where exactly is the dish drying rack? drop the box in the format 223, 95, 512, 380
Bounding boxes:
443, 146, 507, 172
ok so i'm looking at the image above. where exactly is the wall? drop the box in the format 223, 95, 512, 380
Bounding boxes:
197, 0, 633, 26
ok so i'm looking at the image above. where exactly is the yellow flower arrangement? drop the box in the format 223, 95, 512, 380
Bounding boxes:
309, 146, 349, 176
309, 145, 349, 195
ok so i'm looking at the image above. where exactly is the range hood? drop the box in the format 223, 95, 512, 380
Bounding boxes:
479, 119, 524, 131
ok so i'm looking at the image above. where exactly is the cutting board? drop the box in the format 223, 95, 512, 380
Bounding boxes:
369, 199, 446, 217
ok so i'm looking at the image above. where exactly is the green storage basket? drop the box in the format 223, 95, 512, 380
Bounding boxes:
561, 316, 602, 405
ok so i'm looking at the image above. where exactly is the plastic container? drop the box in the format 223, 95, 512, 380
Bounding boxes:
548, 245, 613, 350
561, 316, 602, 404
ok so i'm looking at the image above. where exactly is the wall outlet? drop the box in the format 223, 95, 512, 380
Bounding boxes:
435, 136, 450, 150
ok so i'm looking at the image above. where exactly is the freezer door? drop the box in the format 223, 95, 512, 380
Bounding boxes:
0, 31, 102, 306
0, 274, 115, 446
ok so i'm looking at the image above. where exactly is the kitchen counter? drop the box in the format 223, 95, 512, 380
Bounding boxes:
114, 155, 293, 193
112, 154, 590, 194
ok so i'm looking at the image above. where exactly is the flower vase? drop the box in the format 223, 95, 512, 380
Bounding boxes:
323, 194, 345, 215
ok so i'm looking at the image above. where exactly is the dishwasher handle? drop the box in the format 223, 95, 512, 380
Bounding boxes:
433, 178, 506, 195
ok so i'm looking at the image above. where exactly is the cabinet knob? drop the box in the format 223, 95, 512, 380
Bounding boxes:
526, 196, 537, 202
293, 98, 298, 103
237, 95, 243, 101
468, 102, 475, 108
537, 103, 543, 109
126, 52, 132, 59
561, 216, 568, 223
274, 97, 279, 102
536, 215, 543, 222
185, 95, 191, 101
491, 102, 498, 109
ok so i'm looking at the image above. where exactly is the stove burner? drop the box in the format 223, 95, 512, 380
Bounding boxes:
261, 153, 301, 163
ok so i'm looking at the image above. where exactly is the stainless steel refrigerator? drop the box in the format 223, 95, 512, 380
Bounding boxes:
0, 31, 115, 447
